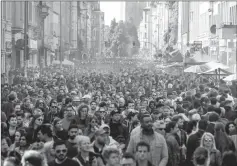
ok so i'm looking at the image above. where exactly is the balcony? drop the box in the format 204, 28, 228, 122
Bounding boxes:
11, 2, 24, 34
217, 22, 237, 39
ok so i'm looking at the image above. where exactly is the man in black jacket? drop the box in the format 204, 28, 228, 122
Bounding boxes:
186, 120, 208, 166
109, 109, 128, 144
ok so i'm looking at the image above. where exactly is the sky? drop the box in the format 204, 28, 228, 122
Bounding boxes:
100, 1, 124, 25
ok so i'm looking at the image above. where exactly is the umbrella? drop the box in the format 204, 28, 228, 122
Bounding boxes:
223, 74, 237, 81
184, 65, 210, 73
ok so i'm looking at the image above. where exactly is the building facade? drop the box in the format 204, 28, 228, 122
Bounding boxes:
138, 2, 169, 57
181, 1, 237, 72
1, 1, 12, 83
1, 1, 105, 84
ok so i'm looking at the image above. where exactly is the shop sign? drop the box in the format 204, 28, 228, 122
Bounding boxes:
219, 39, 227, 47
29, 39, 38, 49
5, 41, 12, 52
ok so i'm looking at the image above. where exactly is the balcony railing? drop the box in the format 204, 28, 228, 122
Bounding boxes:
219, 22, 237, 28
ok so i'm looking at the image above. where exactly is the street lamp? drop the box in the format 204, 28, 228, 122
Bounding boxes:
38, 1, 49, 71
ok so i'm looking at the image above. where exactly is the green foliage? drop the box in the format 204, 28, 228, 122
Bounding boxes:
108, 18, 140, 57
77, 38, 84, 59
163, 2, 178, 53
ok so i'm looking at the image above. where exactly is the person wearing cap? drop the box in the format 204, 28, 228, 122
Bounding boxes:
82, 95, 91, 105
92, 128, 108, 165
72, 96, 82, 113
109, 109, 128, 144
127, 114, 168, 166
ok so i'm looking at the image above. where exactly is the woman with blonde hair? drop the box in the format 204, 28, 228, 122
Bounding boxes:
21, 150, 48, 166
200, 132, 222, 166
73, 136, 103, 166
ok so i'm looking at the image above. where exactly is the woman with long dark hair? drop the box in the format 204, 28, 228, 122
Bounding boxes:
3, 150, 22, 166
214, 122, 236, 154
222, 151, 237, 166
21, 97, 33, 114
7, 114, 18, 143
9, 129, 26, 151
225, 122, 237, 136
35, 99, 49, 115
84, 116, 100, 141
225, 122, 237, 150
26, 115, 44, 144
76, 104, 92, 133
15, 132, 31, 156
1, 136, 11, 164
193, 147, 210, 166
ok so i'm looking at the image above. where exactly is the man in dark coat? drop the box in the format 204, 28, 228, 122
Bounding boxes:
186, 120, 208, 166
2, 93, 16, 118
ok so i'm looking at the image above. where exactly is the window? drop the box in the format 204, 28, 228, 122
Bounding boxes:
20, 2, 23, 20
6, 2, 11, 20
2, 1, 6, 20
190, 11, 194, 22
28, 2, 32, 23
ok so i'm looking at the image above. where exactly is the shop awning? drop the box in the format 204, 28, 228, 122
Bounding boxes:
167, 50, 183, 63
184, 51, 211, 65
223, 74, 237, 81
201, 61, 229, 74
52, 59, 74, 66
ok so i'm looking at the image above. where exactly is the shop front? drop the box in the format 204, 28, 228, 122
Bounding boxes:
28, 39, 38, 67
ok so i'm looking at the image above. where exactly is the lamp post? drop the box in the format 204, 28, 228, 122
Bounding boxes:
39, 1, 49, 72
79, 8, 88, 58
24, 1, 29, 78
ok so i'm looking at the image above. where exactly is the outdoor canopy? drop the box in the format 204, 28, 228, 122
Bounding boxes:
223, 74, 237, 81
52, 59, 74, 66
184, 61, 229, 74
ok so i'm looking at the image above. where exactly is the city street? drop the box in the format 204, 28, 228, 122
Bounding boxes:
1, 1, 237, 166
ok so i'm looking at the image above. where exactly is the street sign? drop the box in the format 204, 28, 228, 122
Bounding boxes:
190, 41, 202, 53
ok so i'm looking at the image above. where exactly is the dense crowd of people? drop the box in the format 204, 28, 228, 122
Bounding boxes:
1, 64, 237, 166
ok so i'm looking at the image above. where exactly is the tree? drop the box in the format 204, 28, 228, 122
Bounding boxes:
107, 19, 139, 57
163, 2, 178, 53
108, 18, 118, 47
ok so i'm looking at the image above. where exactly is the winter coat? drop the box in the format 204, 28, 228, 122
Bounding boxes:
166, 133, 180, 166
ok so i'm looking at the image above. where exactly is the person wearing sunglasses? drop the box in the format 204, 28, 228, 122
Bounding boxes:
44, 99, 60, 123
49, 140, 79, 166
199, 132, 222, 166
